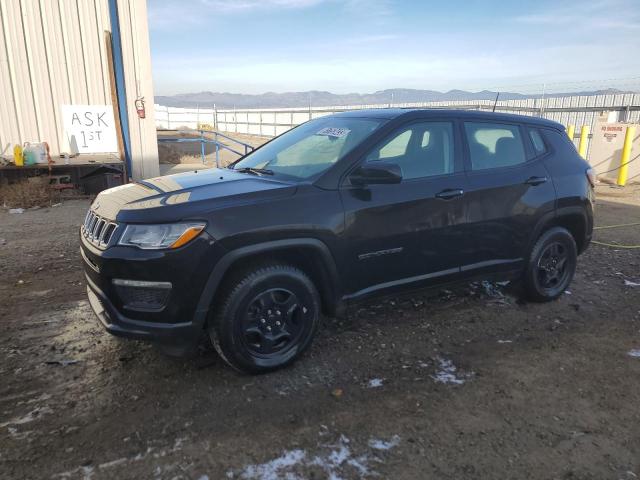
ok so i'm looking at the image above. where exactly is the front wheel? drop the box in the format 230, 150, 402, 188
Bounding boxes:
524, 227, 577, 302
209, 264, 320, 374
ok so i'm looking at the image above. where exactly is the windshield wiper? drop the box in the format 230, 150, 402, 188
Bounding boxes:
233, 167, 274, 176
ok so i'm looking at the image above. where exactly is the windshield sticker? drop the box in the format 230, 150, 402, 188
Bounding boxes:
316, 127, 350, 138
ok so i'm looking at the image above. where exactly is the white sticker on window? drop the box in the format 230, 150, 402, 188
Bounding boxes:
316, 127, 350, 138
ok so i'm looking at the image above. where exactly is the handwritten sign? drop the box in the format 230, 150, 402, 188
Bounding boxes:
62, 105, 118, 154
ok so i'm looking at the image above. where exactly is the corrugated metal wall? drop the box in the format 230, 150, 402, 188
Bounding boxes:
0, 0, 158, 179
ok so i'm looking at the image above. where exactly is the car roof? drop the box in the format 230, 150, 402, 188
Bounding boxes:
331, 108, 565, 130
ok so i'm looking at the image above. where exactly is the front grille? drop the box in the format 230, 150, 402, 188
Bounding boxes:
82, 210, 118, 248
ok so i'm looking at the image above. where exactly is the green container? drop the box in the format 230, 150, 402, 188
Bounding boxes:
23, 149, 37, 166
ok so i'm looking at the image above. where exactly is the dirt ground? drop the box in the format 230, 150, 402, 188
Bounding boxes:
0, 185, 639, 480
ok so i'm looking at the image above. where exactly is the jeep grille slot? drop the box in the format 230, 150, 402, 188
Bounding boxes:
82, 210, 117, 248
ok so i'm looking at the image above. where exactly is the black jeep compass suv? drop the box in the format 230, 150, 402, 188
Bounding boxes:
80, 109, 594, 373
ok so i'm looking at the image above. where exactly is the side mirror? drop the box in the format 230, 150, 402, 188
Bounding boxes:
350, 162, 402, 186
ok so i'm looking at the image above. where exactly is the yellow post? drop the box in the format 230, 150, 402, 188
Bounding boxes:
578, 125, 590, 158
617, 126, 635, 187
566, 124, 575, 141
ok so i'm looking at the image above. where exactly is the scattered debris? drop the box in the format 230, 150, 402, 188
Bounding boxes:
331, 388, 343, 398
624, 279, 640, 287
564, 290, 572, 295
9, 208, 25, 214
628, 349, 640, 358
481, 280, 504, 298
497, 340, 513, 344
432, 357, 473, 385
367, 378, 384, 388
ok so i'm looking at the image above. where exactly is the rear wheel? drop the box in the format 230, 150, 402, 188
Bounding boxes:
524, 227, 577, 302
209, 264, 320, 374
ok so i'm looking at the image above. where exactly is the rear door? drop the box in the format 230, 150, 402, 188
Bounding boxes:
459, 121, 556, 275
339, 119, 468, 297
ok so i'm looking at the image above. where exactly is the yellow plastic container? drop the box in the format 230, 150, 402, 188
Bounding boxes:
13, 145, 24, 166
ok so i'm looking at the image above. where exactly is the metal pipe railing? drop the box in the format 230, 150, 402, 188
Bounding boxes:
157, 129, 255, 167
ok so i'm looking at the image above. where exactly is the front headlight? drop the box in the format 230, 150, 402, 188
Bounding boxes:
118, 222, 206, 250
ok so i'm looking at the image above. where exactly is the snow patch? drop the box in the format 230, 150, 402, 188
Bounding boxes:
228, 434, 400, 480
624, 279, 640, 287
628, 349, 640, 358
234, 449, 306, 480
369, 435, 401, 450
432, 357, 473, 385
367, 378, 383, 388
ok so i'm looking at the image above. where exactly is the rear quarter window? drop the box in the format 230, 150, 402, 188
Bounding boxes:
528, 128, 548, 156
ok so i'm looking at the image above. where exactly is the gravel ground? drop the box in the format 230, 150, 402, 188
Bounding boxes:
0, 185, 639, 480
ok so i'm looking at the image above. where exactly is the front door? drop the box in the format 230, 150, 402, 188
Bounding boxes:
339, 120, 467, 297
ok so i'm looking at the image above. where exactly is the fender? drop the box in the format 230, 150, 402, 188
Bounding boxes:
192, 238, 341, 328
527, 206, 591, 256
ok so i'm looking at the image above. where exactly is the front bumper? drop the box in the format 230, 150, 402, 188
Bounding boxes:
80, 228, 223, 354
86, 275, 203, 353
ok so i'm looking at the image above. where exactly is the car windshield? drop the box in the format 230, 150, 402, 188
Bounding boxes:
231, 117, 384, 180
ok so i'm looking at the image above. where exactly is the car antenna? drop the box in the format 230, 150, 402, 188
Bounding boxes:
492, 91, 500, 112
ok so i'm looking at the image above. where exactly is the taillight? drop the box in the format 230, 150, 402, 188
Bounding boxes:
586, 167, 596, 188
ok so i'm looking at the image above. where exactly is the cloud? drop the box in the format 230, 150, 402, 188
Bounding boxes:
148, 0, 329, 29
199, 0, 327, 12
148, 0, 395, 29
514, 0, 640, 30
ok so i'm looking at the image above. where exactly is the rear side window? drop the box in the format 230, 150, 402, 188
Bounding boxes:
464, 122, 526, 170
528, 128, 547, 156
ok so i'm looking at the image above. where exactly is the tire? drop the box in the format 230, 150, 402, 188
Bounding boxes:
524, 227, 577, 302
209, 263, 321, 374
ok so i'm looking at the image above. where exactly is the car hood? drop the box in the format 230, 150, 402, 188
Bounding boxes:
90, 168, 297, 223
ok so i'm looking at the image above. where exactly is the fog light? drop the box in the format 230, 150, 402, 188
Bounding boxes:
112, 279, 172, 312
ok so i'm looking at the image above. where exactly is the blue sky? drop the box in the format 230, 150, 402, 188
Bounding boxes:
148, 0, 640, 95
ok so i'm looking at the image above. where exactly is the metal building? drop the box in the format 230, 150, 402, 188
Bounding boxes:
0, 0, 159, 180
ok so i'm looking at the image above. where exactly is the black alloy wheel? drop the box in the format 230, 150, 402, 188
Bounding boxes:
241, 288, 307, 357
209, 264, 320, 373
524, 226, 577, 302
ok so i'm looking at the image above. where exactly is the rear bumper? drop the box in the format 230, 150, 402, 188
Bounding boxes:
85, 273, 205, 354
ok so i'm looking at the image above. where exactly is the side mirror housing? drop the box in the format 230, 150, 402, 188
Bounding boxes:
350, 162, 402, 186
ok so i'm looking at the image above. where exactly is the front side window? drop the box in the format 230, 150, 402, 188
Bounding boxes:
233, 117, 384, 180
366, 122, 455, 180
464, 122, 526, 171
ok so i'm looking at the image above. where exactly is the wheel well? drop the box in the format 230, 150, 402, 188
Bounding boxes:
212, 246, 339, 318
548, 214, 587, 253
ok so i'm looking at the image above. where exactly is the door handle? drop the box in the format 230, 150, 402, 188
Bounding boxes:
525, 176, 548, 186
435, 188, 464, 200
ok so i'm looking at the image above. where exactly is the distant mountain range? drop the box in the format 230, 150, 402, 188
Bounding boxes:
155, 88, 632, 110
